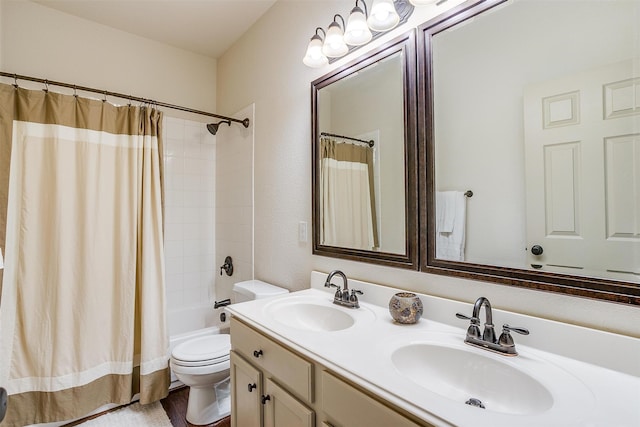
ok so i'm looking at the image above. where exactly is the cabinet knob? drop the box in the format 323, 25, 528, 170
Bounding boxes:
253, 349, 263, 358
248, 383, 257, 392
261, 394, 271, 404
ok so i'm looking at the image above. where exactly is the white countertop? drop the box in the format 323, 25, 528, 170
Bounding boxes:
226, 272, 640, 427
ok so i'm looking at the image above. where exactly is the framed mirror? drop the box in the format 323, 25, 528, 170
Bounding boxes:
312, 31, 419, 269
419, 0, 639, 304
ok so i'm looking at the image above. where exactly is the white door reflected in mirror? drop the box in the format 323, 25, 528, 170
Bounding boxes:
432, 0, 639, 282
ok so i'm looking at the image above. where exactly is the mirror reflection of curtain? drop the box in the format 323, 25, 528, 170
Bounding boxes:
0, 83, 168, 426
320, 137, 379, 250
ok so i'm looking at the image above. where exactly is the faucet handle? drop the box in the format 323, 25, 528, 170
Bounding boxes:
349, 289, 363, 308
498, 324, 529, 347
455, 312, 474, 321
456, 312, 481, 326
327, 284, 342, 300
502, 324, 529, 335
350, 289, 363, 300
456, 312, 481, 339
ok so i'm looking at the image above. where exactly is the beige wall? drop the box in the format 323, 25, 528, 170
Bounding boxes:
0, 0, 216, 114
217, 0, 639, 338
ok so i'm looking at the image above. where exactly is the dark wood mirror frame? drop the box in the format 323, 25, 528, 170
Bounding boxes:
417, 0, 640, 305
312, 31, 419, 270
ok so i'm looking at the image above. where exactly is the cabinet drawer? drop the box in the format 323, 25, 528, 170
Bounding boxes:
322, 371, 426, 427
231, 318, 314, 403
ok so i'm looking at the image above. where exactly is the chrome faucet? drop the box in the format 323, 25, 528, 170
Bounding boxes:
324, 270, 363, 309
456, 297, 529, 356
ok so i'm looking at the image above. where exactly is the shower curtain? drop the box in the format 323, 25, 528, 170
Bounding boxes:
0, 83, 169, 426
319, 136, 379, 250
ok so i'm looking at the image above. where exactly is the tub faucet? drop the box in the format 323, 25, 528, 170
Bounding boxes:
456, 296, 529, 356
324, 270, 362, 309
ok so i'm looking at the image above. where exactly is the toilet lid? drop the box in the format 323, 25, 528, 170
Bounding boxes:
172, 335, 230, 367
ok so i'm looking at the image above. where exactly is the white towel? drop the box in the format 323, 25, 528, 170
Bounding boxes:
435, 191, 466, 261
436, 191, 456, 233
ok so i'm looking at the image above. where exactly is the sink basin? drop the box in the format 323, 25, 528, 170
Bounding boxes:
263, 294, 375, 332
391, 342, 554, 415
270, 302, 355, 331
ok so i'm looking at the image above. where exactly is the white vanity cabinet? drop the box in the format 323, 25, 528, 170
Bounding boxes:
230, 318, 315, 427
230, 317, 430, 427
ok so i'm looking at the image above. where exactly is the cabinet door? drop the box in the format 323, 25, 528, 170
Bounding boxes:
263, 379, 314, 427
322, 371, 425, 427
231, 351, 262, 427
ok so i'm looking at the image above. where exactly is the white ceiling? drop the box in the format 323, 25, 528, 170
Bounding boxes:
32, 0, 278, 58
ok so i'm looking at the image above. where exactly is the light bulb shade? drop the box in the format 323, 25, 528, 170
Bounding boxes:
367, 0, 400, 32
344, 6, 372, 46
322, 21, 349, 57
409, 0, 438, 4
303, 34, 328, 68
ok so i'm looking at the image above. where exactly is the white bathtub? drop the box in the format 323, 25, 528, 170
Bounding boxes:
168, 303, 227, 337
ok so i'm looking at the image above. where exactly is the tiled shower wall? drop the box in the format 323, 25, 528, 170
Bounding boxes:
163, 117, 217, 337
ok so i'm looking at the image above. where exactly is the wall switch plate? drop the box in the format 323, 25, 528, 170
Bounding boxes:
298, 221, 308, 243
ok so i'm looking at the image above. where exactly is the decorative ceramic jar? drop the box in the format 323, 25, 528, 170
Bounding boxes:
388, 292, 423, 324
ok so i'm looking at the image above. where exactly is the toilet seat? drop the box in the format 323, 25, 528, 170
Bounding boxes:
171, 335, 231, 367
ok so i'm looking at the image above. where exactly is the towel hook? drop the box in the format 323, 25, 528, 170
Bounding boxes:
464, 190, 473, 198
43, 79, 49, 93
13, 74, 18, 89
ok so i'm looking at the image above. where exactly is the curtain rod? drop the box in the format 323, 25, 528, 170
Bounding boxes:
321, 132, 374, 147
0, 71, 250, 129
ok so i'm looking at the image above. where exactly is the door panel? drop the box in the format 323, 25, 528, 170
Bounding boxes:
525, 59, 639, 278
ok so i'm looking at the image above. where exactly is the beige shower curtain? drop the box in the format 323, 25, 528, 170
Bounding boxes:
0, 83, 169, 426
320, 136, 379, 250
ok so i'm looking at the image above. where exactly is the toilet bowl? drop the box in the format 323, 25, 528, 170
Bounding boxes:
170, 280, 288, 425
170, 335, 231, 425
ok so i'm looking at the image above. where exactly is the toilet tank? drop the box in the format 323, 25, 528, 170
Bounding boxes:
232, 280, 288, 303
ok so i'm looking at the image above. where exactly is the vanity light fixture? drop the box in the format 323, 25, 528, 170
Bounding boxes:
303, 0, 419, 68
344, 0, 373, 46
367, 0, 400, 31
322, 15, 349, 57
303, 28, 329, 68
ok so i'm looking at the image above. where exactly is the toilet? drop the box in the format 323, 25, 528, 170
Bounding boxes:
170, 280, 288, 425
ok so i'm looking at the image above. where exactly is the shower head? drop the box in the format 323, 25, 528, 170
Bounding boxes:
206, 120, 231, 135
